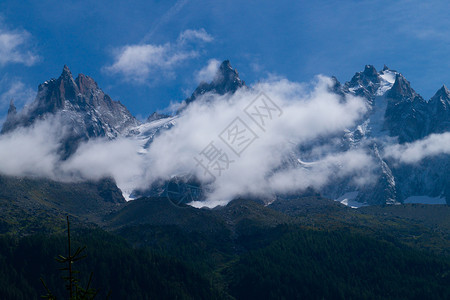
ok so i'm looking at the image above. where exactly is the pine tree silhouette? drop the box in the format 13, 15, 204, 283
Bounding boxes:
41, 216, 99, 299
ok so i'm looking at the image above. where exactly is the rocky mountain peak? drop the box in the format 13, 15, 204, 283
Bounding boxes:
329, 76, 345, 97
184, 60, 245, 105
75, 73, 99, 95
7, 99, 16, 116
213, 60, 244, 91
215, 60, 239, 81
344, 64, 382, 101
363, 65, 378, 77
428, 84, 450, 133
1, 66, 140, 157
432, 85, 450, 100
386, 74, 416, 100
61, 64, 73, 78
219, 59, 232, 71
34, 65, 80, 112
349, 64, 379, 82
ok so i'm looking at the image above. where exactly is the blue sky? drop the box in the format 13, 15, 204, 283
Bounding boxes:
1, 0, 450, 121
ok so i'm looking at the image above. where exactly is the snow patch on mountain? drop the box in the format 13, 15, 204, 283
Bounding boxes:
335, 191, 368, 208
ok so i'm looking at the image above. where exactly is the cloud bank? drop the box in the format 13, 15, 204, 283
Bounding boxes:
0, 117, 62, 178
1, 74, 448, 207
58, 75, 375, 206
137, 76, 374, 206
384, 132, 450, 163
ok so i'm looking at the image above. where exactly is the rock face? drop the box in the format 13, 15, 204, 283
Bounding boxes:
428, 85, 450, 133
1, 65, 140, 157
384, 74, 428, 143
341, 65, 448, 143
185, 60, 245, 105
344, 65, 382, 102
327, 65, 449, 205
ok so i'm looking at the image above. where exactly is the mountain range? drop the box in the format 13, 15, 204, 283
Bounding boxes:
1, 61, 449, 206
0, 61, 449, 299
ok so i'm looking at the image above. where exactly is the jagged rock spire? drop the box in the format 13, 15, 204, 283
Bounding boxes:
428, 84, 450, 133
363, 65, 378, 77
344, 64, 381, 101
7, 99, 16, 115
184, 60, 245, 105
433, 84, 450, 98
387, 74, 417, 100
62, 64, 72, 77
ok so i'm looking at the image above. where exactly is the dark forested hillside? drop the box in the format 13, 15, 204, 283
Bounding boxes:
227, 227, 450, 299
0, 192, 449, 299
0, 229, 222, 300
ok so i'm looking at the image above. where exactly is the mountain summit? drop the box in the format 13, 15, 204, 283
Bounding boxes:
1, 65, 140, 157
185, 60, 245, 105
428, 84, 450, 133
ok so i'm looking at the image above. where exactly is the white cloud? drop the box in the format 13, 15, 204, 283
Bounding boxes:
60, 137, 145, 199
0, 76, 35, 127
0, 23, 38, 67
0, 75, 377, 208
0, 117, 62, 178
105, 29, 213, 83
138, 76, 371, 207
268, 149, 376, 195
384, 132, 450, 164
178, 28, 213, 44
195, 59, 220, 83
0, 76, 35, 107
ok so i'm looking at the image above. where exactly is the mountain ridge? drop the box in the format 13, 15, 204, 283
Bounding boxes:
0, 61, 448, 206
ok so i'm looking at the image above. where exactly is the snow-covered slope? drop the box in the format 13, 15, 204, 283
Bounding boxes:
128, 115, 178, 153
321, 65, 449, 205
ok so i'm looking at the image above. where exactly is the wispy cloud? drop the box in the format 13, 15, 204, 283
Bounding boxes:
384, 132, 450, 164
0, 77, 34, 106
178, 28, 213, 44
0, 117, 61, 178
105, 29, 213, 84
140, 0, 189, 44
195, 58, 220, 83
0, 21, 39, 67
0, 75, 35, 125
